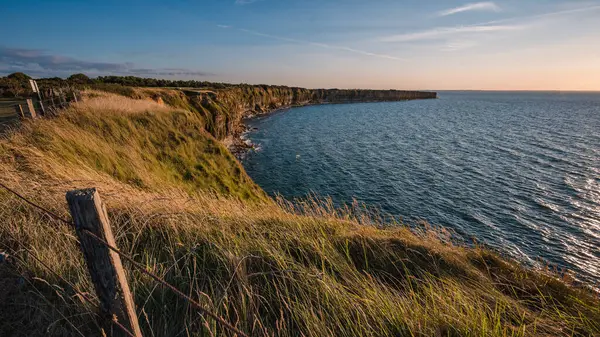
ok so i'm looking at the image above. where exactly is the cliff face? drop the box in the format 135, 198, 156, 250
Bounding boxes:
181, 86, 436, 140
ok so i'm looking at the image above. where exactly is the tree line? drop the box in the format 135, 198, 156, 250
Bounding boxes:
0, 72, 282, 98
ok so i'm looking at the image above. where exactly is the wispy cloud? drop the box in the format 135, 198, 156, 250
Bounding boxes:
220, 26, 402, 60
377, 5, 600, 45
378, 3, 600, 53
437, 2, 501, 17
480, 3, 600, 25
0, 47, 213, 77
235, 0, 263, 5
379, 24, 523, 43
440, 40, 479, 52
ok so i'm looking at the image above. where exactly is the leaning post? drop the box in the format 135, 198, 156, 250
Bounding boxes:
29, 79, 46, 116
25, 99, 37, 118
15, 104, 25, 118
66, 188, 143, 337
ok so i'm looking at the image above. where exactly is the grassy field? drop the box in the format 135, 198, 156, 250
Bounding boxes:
0, 91, 598, 336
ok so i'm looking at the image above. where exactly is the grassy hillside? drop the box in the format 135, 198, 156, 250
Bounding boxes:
80, 85, 436, 141
0, 92, 598, 337
0, 91, 262, 200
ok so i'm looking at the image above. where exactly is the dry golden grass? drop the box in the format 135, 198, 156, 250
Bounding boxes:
0, 92, 598, 337
76, 90, 172, 114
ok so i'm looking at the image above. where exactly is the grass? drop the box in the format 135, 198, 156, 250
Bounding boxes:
0, 91, 598, 337
0, 91, 262, 201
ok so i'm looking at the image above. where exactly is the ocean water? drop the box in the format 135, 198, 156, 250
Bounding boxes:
242, 91, 600, 288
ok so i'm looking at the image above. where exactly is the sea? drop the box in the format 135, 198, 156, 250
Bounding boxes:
242, 91, 600, 288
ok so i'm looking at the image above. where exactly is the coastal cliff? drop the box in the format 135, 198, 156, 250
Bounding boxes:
179, 86, 437, 140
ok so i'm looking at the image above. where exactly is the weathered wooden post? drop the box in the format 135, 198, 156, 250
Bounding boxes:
25, 99, 37, 118
15, 104, 25, 118
29, 79, 46, 116
66, 188, 143, 337
60, 93, 67, 108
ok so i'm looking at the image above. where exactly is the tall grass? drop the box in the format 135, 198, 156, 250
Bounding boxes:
0, 91, 262, 201
0, 92, 598, 336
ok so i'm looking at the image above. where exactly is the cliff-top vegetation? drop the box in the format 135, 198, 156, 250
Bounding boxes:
0, 87, 598, 337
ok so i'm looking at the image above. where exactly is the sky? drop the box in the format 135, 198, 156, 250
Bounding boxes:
1, 0, 600, 90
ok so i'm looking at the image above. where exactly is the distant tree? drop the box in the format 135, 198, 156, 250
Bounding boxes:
92, 75, 236, 89
68, 73, 91, 83
7, 72, 32, 82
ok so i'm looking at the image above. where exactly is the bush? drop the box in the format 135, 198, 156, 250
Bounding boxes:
67, 73, 91, 84
6, 72, 32, 81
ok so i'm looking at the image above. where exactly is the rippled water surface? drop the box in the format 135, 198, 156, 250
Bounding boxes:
243, 92, 600, 287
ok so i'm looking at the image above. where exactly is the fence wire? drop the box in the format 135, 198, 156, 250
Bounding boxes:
0, 182, 249, 337
0, 230, 136, 337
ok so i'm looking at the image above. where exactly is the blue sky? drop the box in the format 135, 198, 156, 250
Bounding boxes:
1, 0, 600, 90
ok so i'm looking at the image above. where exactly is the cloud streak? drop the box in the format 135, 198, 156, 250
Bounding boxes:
0, 47, 213, 77
235, 0, 263, 5
0, 47, 130, 73
437, 2, 501, 17
229, 27, 402, 60
380, 3, 600, 46
379, 24, 523, 43
479, 3, 600, 25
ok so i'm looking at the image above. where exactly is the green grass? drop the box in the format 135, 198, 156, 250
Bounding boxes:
0, 91, 598, 337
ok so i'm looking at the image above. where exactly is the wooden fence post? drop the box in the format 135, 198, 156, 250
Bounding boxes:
60, 94, 67, 108
29, 79, 46, 116
15, 104, 25, 118
36, 98, 46, 116
25, 99, 37, 118
66, 188, 143, 337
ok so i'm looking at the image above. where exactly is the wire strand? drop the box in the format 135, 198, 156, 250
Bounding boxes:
1, 230, 136, 337
0, 182, 249, 337
80, 229, 249, 337
0, 182, 72, 226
